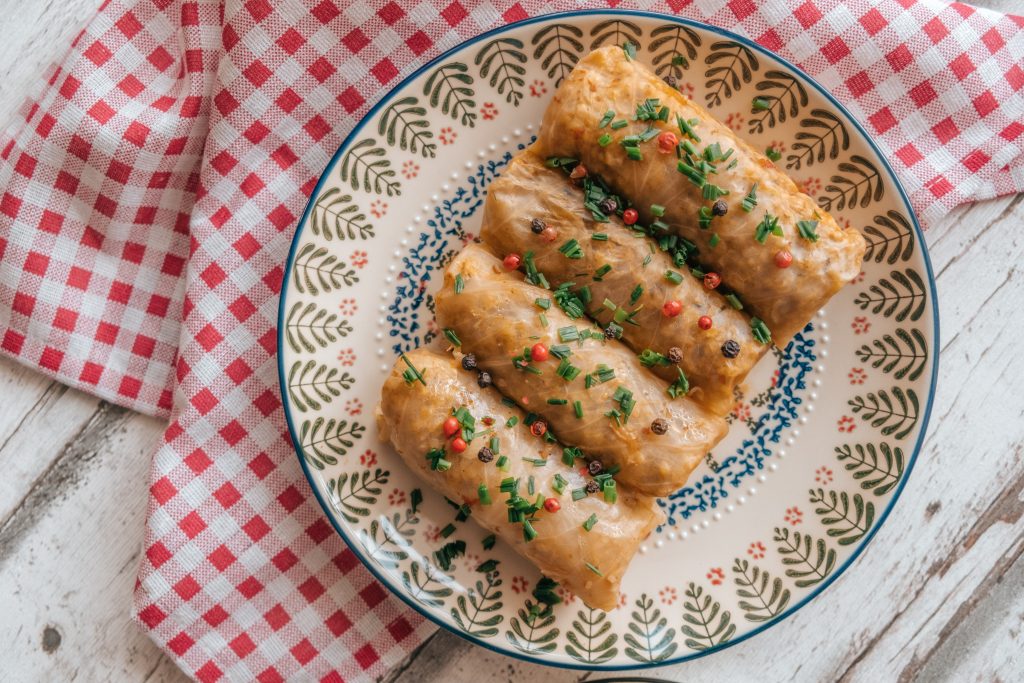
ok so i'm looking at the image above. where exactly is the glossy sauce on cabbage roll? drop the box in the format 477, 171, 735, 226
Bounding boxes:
434, 244, 727, 497
376, 347, 664, 610
535, 45, 865, 342
481, 148, 769, 415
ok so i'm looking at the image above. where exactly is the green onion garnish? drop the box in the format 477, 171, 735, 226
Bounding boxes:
496, 455, 509, 471
667, 367, 690, 398
677, 160, 706, 187
505, 416, 518, 428
598, 110, 615, 128
454, 274, 464, 294
399, 352, 427, 386
523, 519, 538, 542
610, 119, 628, 130
766, 146, 782, 161
710, 233, 721, 247
797, 219, 820, 242
583, 514, 598, 532
650, 203, 665, 217
752, 96, 771, 111
602, 479, 617, 503
585, 562, 604, 576
725, 293, 744, 310
751, 317, 772, 345
478, 484, 492, 505
630, 283, 644, 305
552, 474, 567, 495
754, 212, 783, 244
639, 349, 669, 367
592, 232, 609, 241
698, 205, 713, 229
623, 41, 637, 61
741, 183, 758, 212
702, 183, 729, 201
676, 114, 700, 142
625, 146, 643, 161
535, 297, 551, 310
573, 400, 583, 419
598, 133, 612, 147
571, 488, 587, 501
558, 239, 585, 259
547, 398, 568, 405
593, 264, 612, 280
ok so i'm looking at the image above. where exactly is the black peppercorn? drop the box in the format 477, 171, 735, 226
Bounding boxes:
477, 371, 492, 388
587, 460, 603, 476
712, 199, 728, 216
721, 340, 740, 358
530, 218, 546, 234
461, 353, 477, 371
477, 446, 494, 463
585, 480, 601, 494
603, 324, 619, 340
650, 418, 669, 435
598, 197, 618, 214
667, 346, 683, 364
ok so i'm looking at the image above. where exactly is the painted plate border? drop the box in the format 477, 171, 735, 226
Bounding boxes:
276, 9, 940, 670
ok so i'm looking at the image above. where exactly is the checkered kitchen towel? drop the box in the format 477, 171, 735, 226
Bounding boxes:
0, 0, 1020, 680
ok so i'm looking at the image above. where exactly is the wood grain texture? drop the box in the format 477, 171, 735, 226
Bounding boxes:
0, 0, 1020, 681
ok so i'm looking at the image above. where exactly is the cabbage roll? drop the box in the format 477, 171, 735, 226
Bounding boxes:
376, 347, 663, 610
535, 45, 866, 342
481, 148, 768, 415
434, 244, 727, 497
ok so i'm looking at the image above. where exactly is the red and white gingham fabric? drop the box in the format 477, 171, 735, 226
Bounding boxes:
0, 0, 1020, 680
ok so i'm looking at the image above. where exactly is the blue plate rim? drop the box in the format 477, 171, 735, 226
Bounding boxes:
276, 8, 940, 670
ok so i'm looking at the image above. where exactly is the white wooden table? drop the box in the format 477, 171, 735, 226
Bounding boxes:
0, 1, 1021, 681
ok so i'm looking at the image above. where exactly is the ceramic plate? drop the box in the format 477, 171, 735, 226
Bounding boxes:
278, 10, 938, 669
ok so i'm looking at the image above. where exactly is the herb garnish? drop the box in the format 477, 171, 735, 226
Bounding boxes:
482, 534, 496, 550
725, 293, 744, 310
667, 367, 690, 398
797, 219, 820, 242
623, 42, 637, 61
665, 269, 683, 284
639, 349, 670, 367
754, 213, 783, 243
399, 352, 427, 386
598, 110, 615, 128
523, 251, 550, 289
558, 239, 585, 259
741, 183, 758, 212
434, 540, 466, 571
752, 96, 770, 111
676, 114, 701, 142
454, 274, 464, 294
765, 146, 782, 161
443, 328, 461, 347
598, 133, 612, 147
751, 317, 772, 345
583, 514, 598, 532
426, 447, 451, 471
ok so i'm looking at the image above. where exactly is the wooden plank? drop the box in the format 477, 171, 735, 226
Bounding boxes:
0, 402, 188, 682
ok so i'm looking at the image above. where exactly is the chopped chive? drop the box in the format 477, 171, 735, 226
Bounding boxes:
639, 349, 669, 367
505, 416, 518, 428
443, 328, 461, 347
598, 110, 615, 128
496, 455, 509, 471
571, 487, 587, 501
526, 458, 548, 467
752, 96, 771, 111
751, 317, 772, 345
440, 523, 456, 538
690, 265, 706, 278
610, 119, 628, 130
547, 398, 568, 405
478, 484, 492, 505
754, 212, 782, 243
741, 183, 758, 212
558, 325, 580, 342
523, 519, 538, 542
664, 269, 683, 285
482, 534, 496, 550
550, 344, 572, 359
625, 146, 643, 161
527, 475, 535, 495
582, 514, 598, 532
562, 446, 581, 466
725, 293, 744, 310
593, 264, 612, 280
584, 562, 603, 577
539, 312, 548, 327
677, 160, 706, 187
676, 114, 701, 142
667, 367, 690, 398
630, 284, 643, 305
623, 41, 637, 61
598, 133, 613, 147
797, 219, 820, 242
702, 183, 729, 201
552, 474, 567, 495
766, 146, 782, 161
573, 400, 583, 419
558, 239, 585, 259
710, 233, 721, 247
591, 232, 608, 241
642, 253, 652, 267
490, 435, 500, 453
650, 203, 665, 217
399, 352, 427, 386
535, 297, 551, 310
602, 479, 617, 503
454, 274, 465, 294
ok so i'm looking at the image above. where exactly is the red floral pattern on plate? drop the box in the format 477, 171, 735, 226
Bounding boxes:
784, 506, 803, 525
747, 541, 766, 560
848, 367, 867, 385
852, 316, 871, 334
816, 466, 834, 485
659, 586, 678, 605
837, 415, 856, 432
706, 567, 725, 586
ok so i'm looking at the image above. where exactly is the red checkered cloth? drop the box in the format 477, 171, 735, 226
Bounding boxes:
0, 0, 1020, 679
